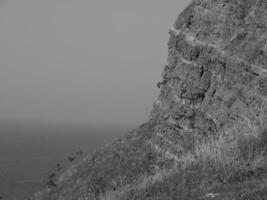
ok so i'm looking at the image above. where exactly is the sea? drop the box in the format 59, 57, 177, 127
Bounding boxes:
0, 122, 129, 200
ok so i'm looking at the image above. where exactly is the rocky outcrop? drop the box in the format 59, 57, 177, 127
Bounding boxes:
151, 0, 267, 162
33, 1, 267, 199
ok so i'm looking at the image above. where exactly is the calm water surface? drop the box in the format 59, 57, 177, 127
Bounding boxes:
0, 123, 129, 200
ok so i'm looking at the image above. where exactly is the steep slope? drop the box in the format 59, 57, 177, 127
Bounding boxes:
33, 0, 267, 199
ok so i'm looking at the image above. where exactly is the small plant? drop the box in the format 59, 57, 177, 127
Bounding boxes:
47, 172, 56, 186
56, 163, 62, 172
76, 150, 83, 155
46, 172, 57, 199
67, 156, 75, 162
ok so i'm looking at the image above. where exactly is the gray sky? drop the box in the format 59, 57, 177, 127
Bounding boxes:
0, 0, 188, 127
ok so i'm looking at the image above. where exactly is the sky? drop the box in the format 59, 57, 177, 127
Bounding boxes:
0, 0, 188, 127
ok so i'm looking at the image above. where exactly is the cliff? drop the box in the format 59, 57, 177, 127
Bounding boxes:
33, 0, 267, 199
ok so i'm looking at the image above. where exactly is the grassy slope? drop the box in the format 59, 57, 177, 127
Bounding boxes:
33, 118, 267, 200
100, 123, 267, 200
38, 120, 175, 200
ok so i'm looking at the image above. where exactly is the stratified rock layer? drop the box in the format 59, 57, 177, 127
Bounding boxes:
33, 1, 267, 199
151, 0, 267, 159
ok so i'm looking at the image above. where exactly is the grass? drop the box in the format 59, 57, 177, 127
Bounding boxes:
38, 119, 267, 200
99, 190, 120, 200
111, 118, 267, 199
175, 115, 266, 172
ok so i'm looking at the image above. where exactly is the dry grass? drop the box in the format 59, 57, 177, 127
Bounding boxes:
99, 167, 174, 200
178, 116, 266, 174
100, 117, 267, 199
99, 190, 120, 200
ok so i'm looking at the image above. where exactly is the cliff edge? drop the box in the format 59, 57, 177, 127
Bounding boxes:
33, 0, 267, 199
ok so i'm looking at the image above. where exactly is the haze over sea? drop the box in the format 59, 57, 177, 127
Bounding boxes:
0, 122, 130, 200
0, 1, 188, 199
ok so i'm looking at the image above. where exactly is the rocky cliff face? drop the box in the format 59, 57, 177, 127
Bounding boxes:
151, 0, 267, 163
33, 1, 267, 199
